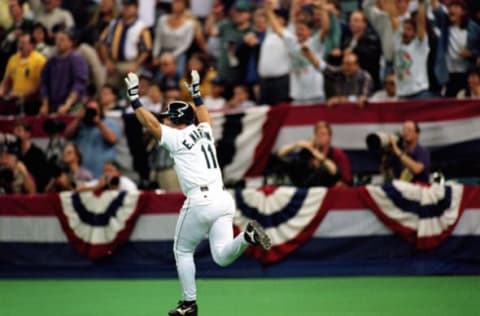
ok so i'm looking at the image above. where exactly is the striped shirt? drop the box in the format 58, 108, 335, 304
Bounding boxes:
101, 18, 152, 62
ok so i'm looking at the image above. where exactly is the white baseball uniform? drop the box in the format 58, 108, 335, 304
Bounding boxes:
160, 121, 249, 301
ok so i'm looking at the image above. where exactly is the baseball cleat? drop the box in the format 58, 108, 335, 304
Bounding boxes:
244, 221, 272, 250
168, 301, 198, 316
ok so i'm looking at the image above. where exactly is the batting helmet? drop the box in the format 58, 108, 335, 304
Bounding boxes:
159, 101, 194, 125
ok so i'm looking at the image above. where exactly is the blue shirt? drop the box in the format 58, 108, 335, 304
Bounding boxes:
75, 118, 122, 177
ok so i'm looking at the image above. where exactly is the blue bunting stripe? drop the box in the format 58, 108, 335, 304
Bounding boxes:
382, 182, 452, 218
235, 188, 308, 228
72, 191, 128, 226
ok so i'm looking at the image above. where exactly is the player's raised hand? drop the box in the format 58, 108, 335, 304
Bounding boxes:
184, 70, 201, 98
124, 72, 139, 101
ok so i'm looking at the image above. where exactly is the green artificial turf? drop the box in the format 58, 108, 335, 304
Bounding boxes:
1, 276, 479, 316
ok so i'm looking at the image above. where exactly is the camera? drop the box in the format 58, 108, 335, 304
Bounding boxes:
84, 107, 98, 124
42, 119, 66, 136
366, 132, 403, 155
0, 166, 14, 194
105, 175, 120, 188
50, 161, 70, 178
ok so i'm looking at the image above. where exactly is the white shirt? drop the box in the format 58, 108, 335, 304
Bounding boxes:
153, 15, 195, 58
283, 31, 325, 101
447, 26, 469, 73
258, 28, 292, 78
394, 33, 430, 97
160, 123, 223, 195
369, 90, 398, 102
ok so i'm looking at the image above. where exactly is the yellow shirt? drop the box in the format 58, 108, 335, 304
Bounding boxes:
4, 50, 46, 95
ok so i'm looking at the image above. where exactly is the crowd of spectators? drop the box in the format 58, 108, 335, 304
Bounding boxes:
0, 0, 479, 193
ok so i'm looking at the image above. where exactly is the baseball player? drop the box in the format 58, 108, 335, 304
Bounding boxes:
124, 70, 271, 316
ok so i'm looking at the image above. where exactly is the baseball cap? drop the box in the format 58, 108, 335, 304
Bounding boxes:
234, 0, 252, 12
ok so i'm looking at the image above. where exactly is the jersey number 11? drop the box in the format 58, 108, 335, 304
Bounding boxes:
201, 144, 218, 169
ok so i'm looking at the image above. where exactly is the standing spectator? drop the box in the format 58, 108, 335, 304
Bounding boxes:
363, 0, 412, 75
12, 119, 49, 192
236, 7, 268, 101
0, 33, 46, 115
382, 120, 431, 184
99, 0, 152, 87
32, 22, 53, 57
315, 0, 342, 61
179, 53, 217, 102
204, 0, 227, 62
39, 30, 89, 114
81, 0, 118, 46
369, 72, 398, 102
258, 7, 291, 105
32, 0, 75, 34
432, 0, 480, 97
392, 0, 431, 99
216, 0, 253, 97
338, 10, 382, 89
0, 1, 34, 77
156, 52, 181, 92
152, 0, 196, 76
265, 0, 329, 103
276, 120, 352, 187
64, 100, 122, 178
457, 67, 480, 99
76, 38, 107, 94
320, 52, 373, 107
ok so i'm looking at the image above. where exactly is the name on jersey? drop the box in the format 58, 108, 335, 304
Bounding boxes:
182, 128, 212, 150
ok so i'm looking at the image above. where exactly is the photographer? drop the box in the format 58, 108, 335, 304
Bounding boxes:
13, 119, 49, 192
64, 100, 121, 177
78, 160, 137, 192
276, 121, 352, 187
382, 120, 431, 184
44, 143, 93, 193
0, 140, 36, 194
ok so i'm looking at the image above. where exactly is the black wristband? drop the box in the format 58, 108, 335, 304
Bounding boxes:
193, 95, 204, 106
131, 98, 142, 110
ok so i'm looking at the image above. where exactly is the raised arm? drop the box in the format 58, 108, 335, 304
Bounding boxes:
385, 0, 400, 32
314, 0, 330, 41
265, 0, 284, 37
184, 70, 210, 125
416, 0, 427, 40
125, 73, 162, 140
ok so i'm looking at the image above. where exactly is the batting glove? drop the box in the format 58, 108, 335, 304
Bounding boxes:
124, 72, 139, 101
184, 70, 201, 98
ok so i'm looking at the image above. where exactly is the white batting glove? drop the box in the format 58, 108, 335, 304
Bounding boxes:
184, 70, 201, 98
124, 72, 139, 101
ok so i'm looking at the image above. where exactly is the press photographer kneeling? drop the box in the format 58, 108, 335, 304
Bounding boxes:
368, 121, 431, 184
274, 121, 352, 187
0, 136, 36, 194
